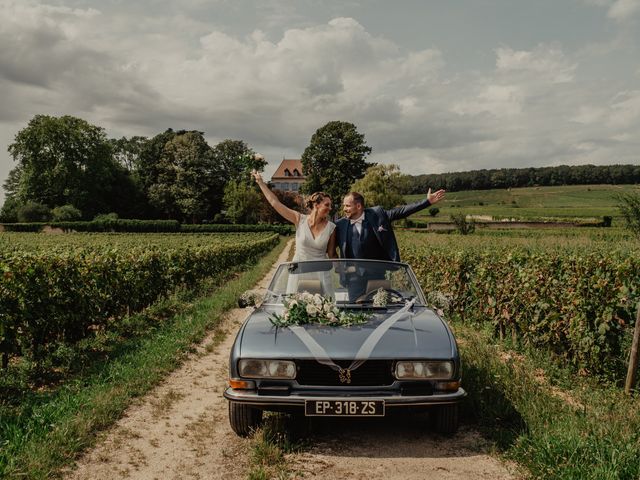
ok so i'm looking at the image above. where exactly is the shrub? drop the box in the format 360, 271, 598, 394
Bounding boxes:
429, 207, 440, 217
52, 204, 82, 222
17, 201, 51, 222
618, 192, 640, 238
93, 212, 119, 222
0, 197, 20, 223
451, 213, 475, 235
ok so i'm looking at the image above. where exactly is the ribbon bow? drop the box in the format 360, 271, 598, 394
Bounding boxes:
350, 216, 363, 225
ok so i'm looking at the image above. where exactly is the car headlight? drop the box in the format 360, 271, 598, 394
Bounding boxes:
395, 361, 454, 380
238, 359, 296, 379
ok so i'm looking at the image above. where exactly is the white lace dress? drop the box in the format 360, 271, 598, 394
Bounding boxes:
287, 214, 336, 297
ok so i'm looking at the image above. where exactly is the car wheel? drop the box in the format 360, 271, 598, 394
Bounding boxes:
228, 401, 263, 437
433, 404, 459, 435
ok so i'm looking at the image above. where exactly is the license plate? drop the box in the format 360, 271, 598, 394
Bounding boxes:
305, 400, 385, 417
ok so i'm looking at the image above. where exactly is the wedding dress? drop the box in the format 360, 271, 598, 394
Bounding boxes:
287, 214, 336, 297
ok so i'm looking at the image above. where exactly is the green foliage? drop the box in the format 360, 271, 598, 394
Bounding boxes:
147, 131, 223, 223
51, 205, 82, 222
16, 201, 51, 222
0, 196, 20, 223
350, 164, 405, 209
400, 231, 640, 378
429, 207, 440, 217
450, 213, 475, 234
459, 325, 640, 480
182, 223, 293, 235
618, 191, 640, 238
109, 135, 148, 171
8, 115, 122, 218
93, 212, 119, 221
403, 163, 640, 194
211, 139, 266, 183
0, 232, 279, 366
301, 121, 373, 210
405, 184, 639, 223
223, 180, 263, 224
0, 237, 286, 479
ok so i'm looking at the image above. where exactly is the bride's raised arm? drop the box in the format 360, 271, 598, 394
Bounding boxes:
251, 170, 301, 225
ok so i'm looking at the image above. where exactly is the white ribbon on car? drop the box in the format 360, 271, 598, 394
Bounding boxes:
288, 298, 416, 384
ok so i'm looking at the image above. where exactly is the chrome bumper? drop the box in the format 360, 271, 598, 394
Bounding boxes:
223, 387, 466, 407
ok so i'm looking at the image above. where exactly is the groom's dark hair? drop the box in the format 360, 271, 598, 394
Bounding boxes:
347, 192, 365, 207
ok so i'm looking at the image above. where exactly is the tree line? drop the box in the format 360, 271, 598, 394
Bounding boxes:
0, 116, 373, 223
403, 164, 640, 194
2, 114, 639, 224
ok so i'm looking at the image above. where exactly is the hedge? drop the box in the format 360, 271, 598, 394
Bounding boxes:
0, 233, 279, 365
399, 232, 640, 379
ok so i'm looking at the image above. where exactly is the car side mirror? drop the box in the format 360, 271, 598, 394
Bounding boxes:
238, 290, 263, 308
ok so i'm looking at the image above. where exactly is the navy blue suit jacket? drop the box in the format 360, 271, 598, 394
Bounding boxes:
335, 198, 431, 261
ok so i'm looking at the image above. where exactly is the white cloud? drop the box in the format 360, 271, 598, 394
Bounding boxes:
1, 1, 639, 204
495, 45, 576, 83
608, 90, 640, 128
608, 0, 640, 21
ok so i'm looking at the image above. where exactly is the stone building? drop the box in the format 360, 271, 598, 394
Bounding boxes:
270, 159, 304, 192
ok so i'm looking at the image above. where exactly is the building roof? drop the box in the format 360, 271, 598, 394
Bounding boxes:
271, 159, 305, 180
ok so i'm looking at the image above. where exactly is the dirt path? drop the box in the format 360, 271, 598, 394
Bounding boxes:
67, 239, 518, 480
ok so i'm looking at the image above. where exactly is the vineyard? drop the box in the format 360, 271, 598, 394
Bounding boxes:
398, 229, 640, 380
0, 232, 279, 367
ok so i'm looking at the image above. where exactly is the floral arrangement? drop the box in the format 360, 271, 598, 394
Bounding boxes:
372, 288, 390, 307
371, 288, 404, 307
239, 290, 263, 307
269, 292, 369, 327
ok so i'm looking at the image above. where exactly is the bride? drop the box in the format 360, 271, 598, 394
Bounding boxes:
251, 170, 336, 296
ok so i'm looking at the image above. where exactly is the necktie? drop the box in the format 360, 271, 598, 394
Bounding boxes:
351, 221, 361, 257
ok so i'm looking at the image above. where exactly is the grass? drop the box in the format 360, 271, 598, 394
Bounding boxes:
245, 414, 306, 480
0, 236, 288, 479
405, 184, 639, 222
456, 322, 640, 480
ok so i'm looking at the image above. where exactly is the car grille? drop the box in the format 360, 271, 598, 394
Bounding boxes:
296, 360, 395, 386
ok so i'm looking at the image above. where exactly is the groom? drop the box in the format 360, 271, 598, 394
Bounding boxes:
334, 188, 446, 299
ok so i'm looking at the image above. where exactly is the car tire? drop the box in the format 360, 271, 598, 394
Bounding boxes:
433, 404, 459, 435
229, 402, 263, 437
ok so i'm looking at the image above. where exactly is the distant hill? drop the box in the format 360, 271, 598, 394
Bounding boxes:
403, 164, 640, 194
404, 184, 639, 222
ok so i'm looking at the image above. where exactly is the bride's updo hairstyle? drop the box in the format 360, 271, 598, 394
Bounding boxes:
305, 191, 330, 212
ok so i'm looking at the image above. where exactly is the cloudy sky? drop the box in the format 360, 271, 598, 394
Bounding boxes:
1, 0, 640, 202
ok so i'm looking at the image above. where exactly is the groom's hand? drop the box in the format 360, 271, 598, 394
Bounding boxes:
427, 188, 446, 205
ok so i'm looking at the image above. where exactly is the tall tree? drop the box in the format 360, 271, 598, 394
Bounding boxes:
222, 180, 262, 224
147, 131, 223, 222
110, 135, 148, 171
8, 115, 121, 218
211, 139, 267, 183
301, 121, 373, 210
350, 164, 406, 209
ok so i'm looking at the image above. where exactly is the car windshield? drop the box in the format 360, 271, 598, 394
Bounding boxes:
265, 259, 425, 307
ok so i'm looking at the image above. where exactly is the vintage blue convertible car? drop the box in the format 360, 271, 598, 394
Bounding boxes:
224, 259, 465, 436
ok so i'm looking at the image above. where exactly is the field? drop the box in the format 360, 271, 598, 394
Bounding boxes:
405, 183, 640, 222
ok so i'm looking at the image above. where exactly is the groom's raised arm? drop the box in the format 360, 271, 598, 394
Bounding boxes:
385, 188, 446, 221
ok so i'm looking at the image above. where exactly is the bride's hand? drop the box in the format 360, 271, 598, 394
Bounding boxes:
251, 170, 263, 183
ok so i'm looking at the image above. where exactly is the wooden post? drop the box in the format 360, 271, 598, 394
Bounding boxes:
625, 303, 640, 395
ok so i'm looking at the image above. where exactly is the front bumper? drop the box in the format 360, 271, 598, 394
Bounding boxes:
223, 387, 466, 408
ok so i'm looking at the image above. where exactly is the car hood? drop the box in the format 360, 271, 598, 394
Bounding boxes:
238, 306, 455, 360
